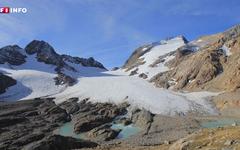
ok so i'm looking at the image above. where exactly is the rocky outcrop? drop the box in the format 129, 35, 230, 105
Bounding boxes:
0, 98, 70, 150
0, 73, 16, 94
87, 124, 121, 141
54, 73, 76, 86
25, 40, 64, 66
25, 135, 98, 150
73, 101, 127, 133
59, 97, 80, 114
122, 45, 152, 71
131, 109, 153, 129
150, 25, 240, 91
0, 45, 26, 65
62, 54, 106, 70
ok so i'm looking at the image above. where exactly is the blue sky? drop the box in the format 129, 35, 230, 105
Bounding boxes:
0, 0, 240, 68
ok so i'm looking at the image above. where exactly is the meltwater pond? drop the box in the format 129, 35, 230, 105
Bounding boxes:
58, 122, 85, 139
111, 124, 141, 139
201, 118, 240, 129
58, 122, 141, 140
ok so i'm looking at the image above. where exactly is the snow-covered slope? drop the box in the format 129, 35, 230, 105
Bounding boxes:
0, 40, 106, 101
122, 36, 187, 79
54, 70, 218, 115
0, 55, 64, 100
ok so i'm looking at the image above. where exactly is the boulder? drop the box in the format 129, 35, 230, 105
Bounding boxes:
131, 109, 153, 128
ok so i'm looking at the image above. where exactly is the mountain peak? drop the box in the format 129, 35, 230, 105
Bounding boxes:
25, 40, 57, 55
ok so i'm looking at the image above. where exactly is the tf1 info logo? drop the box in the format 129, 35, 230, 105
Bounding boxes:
0, 7, 27, 14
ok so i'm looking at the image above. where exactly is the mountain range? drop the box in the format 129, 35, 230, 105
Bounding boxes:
1, 24, 240, 150
1, 25, 240, 116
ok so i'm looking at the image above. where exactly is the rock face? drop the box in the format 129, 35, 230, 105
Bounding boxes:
0, 45, 26, 65
25, 40, 63, 66
0, 40, 106, 90
73, 100, 127, 133
150, 24, 240, 92
131, 109, 153, 129
62, 54, 106, 70
54, 73, 76, 86
26, 135, 98, 150
87, 124, 121, 141
0, 98, 70, 150
122, 45, 152, 71
0, 73, 16, 94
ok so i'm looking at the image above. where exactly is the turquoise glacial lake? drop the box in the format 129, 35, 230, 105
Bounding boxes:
58, 122, 141, 140
58, 122, 85, 139
111, 123, 141, 139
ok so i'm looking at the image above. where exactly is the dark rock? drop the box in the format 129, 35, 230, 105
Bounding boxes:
59, 97, 80, 114
88, 124, 121, 141
139, 73, 148, 79
62, 54, 106, 70
114, 117, 132, 126
0, 45, 26, 65
0, 116, 27, 128
111, 67, 119, 71
73, 101, 127, 133
11, 132, 45, 147
129, 68, 138, 76
54, 73, 76, 86
0, 73, 17, 94
0, 98, 70, 150
25, 40, 63, 66
25, 135, 98, 150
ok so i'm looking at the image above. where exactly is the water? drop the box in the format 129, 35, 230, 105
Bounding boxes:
201, 118, 240, 128
111, 124, 141, 139
58, 121, 141, 140
58, 122, 85, 139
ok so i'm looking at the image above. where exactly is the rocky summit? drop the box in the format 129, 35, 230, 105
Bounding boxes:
1, 25, 240, 150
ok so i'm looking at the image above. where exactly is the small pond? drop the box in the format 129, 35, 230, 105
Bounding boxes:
58, 122, 85, 139
111, 123, 141, 139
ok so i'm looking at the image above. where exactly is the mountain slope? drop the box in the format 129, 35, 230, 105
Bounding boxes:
122, 36, 188, 79
149, 25, 240, 92
0, 40, 106, 101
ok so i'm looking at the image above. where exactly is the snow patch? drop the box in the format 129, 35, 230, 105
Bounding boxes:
221, 45, 232, 56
